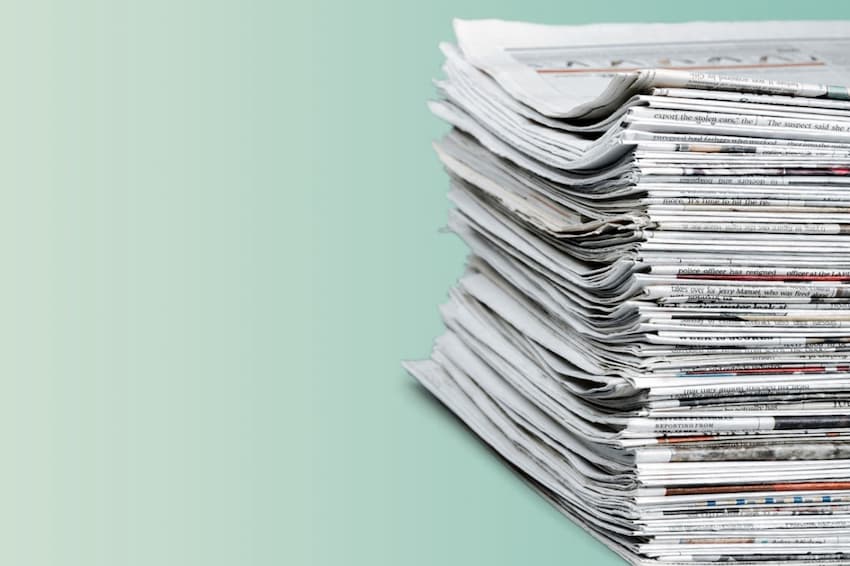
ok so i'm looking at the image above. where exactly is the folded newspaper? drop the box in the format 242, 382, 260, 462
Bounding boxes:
405, 19, 850, 565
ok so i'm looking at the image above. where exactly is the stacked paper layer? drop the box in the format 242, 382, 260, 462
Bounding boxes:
405, 19, 850, 565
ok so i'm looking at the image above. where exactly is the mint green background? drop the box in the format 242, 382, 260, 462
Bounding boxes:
2, 2, 848, 565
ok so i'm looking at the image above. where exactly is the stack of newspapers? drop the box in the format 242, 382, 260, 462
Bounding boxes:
405, 19, 850, 565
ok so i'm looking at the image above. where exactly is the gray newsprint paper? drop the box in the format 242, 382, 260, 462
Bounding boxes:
409, 18, 850, 565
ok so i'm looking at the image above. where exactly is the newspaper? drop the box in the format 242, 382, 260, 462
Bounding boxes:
407, 18, 850, 565
454, 19, 850, 118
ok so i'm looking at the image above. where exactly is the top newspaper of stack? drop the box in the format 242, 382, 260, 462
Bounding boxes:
455, 19, 850, 119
